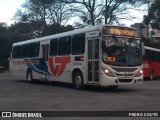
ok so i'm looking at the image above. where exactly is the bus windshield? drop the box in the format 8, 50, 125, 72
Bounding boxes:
102, 36, 142, 67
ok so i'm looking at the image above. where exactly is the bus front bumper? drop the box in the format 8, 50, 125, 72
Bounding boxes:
100, 73, 143, 86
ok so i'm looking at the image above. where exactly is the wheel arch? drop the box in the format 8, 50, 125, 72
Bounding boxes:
72, 68, 84, 84
150, 69, 154, 80
26, 67, 32, 78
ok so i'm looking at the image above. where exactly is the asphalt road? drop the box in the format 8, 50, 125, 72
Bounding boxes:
0, 71, 160, 120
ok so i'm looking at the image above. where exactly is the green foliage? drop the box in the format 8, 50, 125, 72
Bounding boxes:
144, 0, 160, 30
0, 23, 10, 69
15, 0, 72, 26
141, 35, 160, 49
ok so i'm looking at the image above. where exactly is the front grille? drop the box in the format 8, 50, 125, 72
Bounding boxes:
112, 67, 137, 72
118, 79, 133, 83
115, 73, 134, 77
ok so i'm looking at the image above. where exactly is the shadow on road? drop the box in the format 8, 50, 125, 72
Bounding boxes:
14, 79, 139, 93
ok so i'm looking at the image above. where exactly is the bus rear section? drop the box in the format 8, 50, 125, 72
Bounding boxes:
143, 46, 160, 80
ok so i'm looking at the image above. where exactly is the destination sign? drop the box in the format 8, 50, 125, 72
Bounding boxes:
102, 26, 138, 37
106, 57, 116, 62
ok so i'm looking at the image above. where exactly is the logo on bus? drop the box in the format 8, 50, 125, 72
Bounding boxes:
48, 57, 71, 77
143, 63, 149, 68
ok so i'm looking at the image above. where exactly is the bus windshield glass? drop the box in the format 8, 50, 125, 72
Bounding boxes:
102, 36, 142, 67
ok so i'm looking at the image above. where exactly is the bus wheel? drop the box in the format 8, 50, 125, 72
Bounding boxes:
73, 71, 84, 90
27, 70, 34, 83
150, 70, 154, 81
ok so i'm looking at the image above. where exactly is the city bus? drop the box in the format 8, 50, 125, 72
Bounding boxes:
143, 46, 160, 80
9, 24, 143, 89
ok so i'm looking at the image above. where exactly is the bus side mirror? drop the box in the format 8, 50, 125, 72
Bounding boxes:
141, 42, 145, 56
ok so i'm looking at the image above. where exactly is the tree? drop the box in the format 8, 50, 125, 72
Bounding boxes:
64, 0, 148, 27
0, 23, 8, 59
103, 0, 148, 24
47, 1, 74, 26
142, 0, 160, 48
14, 0, 74, 37
63, 0, 104, 27
65, 0, 103, 27
14, 0, 73, 26
144, 0, 160, 30
0, 23, 13, 69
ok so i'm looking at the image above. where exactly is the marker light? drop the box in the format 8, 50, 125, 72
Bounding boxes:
105, 69, 109, 74
135, 69, 143, 77
140, 70, 143, 74
102, 67, 115, 77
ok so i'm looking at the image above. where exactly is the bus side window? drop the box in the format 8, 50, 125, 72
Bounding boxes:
144, 49, 151, 61
29, 42, 39, 58
12, 47, 16, 59
154, 51, 158, 62
12, 46, 21, 59
21, 44, 29, 58
58, 36, 71, 56
37, 42, 40, 57
50, 38, 58, 56
72, 33, 85, 55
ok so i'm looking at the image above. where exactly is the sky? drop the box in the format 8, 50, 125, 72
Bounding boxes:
0, 0, 26, 25
0, 0, 147, 27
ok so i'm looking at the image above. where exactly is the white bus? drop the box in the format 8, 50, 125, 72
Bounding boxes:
9, 24, 143, 89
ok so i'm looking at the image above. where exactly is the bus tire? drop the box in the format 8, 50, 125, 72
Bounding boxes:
27, 70, 34, 83
73, 71, 84, 90
150, 70, 154, 81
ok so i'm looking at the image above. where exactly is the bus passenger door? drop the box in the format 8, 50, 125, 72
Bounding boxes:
41, 44, 49, 79
88, 37, 100, 84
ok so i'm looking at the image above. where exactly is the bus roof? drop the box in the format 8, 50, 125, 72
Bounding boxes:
144, 46, 160, 52
13, 24, 137, 46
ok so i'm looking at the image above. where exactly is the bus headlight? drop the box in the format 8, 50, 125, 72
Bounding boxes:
135, 69, 143, 77
102, 67, 115, 77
